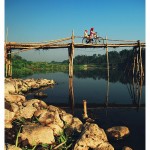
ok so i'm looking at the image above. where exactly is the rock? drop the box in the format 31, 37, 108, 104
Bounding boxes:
23, 99, 47, 109
60, 113, 73, 126
6, 144, 22, 150
5, 109, 15, 128
24, 79, 37, 88
34, 109, 64, 128
18, 105, 37, 119
11, 103, 19, 113
5, 80, 16, 94
20, 123, 55, 146
53, 110, 64, 128
122, 146, 133, 150
47, 105, 66, 114
34, 109, 55, 125
5, 94, 26, 103
106, 126, 130, 140
70, 117, 83, 132
47, 123, 63, 136
94, 142, 114, 150
74, 123, 113, 150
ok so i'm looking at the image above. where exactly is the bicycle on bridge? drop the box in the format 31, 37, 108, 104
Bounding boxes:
82, 31, 104, 44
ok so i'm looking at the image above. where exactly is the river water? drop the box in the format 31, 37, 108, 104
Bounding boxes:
23, 70, 145, 150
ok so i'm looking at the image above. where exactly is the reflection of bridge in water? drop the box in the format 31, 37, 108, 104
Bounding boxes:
68, 75, 144, 114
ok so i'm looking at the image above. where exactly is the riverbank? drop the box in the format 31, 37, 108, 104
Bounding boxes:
5, 78, 116, 150
5, 78, 135, 150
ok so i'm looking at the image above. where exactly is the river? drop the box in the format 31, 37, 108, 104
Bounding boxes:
22, 70, 145, 150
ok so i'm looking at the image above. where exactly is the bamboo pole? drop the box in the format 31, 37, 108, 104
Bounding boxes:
68, 30, 75, 78
138, 40, 144, 77
8, 49, 12, 77
136, 48, 139, 77
5, 48, 12, 78
83, 100, 88, 119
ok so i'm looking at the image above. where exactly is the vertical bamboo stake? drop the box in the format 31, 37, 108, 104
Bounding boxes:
68, 30, 74, 78
138, 40, 144, 77
136, 47, 139, 77
83, 100, 88, 119
8, 49, 12, 77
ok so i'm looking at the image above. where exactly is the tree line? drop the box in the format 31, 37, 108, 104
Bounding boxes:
11, 48, 145, 77
62, 48, 145, 70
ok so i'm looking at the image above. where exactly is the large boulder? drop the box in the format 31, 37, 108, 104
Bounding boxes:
74, 123, 113, 150
20, 123, 55, 146
106, 126, 130, 140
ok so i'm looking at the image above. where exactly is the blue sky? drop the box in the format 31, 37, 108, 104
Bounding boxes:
5, 0, 145, 61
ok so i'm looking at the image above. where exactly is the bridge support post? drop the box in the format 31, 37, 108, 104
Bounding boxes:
138, 40, 144, 77
5, 46, 12, 78
68, 30, 74, 78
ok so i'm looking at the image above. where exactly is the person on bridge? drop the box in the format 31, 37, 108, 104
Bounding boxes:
90, 27, 96, 40
84, 30, 89, 38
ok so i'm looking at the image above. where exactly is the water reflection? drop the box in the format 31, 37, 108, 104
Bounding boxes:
69, 77, 74, 114
126, 76, 144, 111
68, 72, 145, 112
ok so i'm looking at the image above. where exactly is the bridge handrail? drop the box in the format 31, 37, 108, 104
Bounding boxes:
6, 37, 72, 45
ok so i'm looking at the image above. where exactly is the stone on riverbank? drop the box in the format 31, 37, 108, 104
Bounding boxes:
74, 123, 114, 150
5, 78, 55, 95
20, 123, 55, 146
106, 126, 130, 140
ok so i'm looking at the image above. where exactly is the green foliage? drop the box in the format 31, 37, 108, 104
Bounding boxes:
55, 131, 74, 150
11, 48, 145, 77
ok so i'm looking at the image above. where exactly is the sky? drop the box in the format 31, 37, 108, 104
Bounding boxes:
4, 0, 145, 62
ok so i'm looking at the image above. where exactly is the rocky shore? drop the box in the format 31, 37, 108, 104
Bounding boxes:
5, 78, 131, 150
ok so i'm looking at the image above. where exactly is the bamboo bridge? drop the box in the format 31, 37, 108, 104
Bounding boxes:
5, 31, 146, 78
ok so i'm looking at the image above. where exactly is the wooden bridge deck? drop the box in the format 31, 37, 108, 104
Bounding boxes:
6, 42, 146, 50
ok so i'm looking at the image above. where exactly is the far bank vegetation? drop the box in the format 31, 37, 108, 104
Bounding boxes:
12, 48, 145, 77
